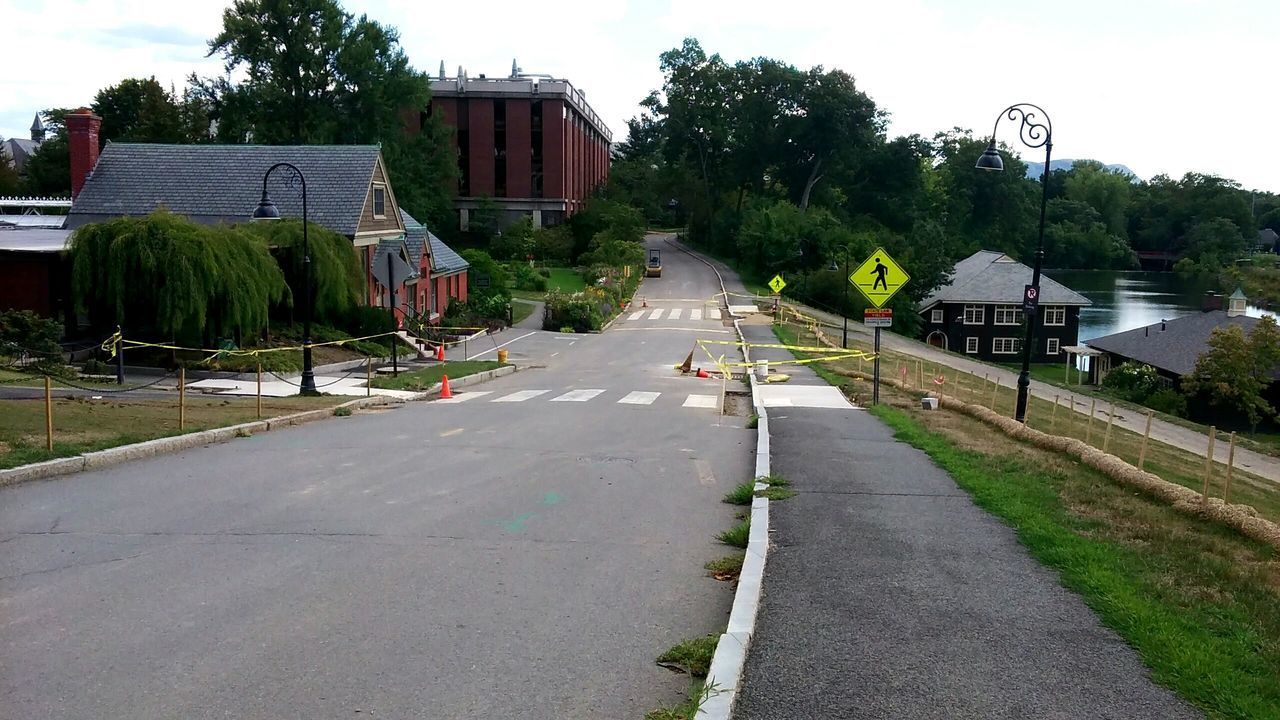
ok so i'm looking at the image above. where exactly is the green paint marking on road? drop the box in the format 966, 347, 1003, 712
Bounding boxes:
542, 492, 562, 506
497, 512, 536, 532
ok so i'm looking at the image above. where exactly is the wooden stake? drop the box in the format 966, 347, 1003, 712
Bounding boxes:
256, 362, 263, 418
1202, 426, 1217, 500
1086, 398, 1096, 444
44, 376, 53, 452
1103, 401, 1116, 453
1138, 410, 1153, 470
366, 357, 372, 398
1224, 432, 1237, 503
179, 367, 186, 431
989, 378, 999, 410
1050, 394, 1060, 431
917, 360, 924, 390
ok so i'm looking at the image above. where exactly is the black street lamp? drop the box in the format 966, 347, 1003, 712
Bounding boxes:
252, 162, 317, 396
976, 103, 1052, 423
828, 249, 850, 348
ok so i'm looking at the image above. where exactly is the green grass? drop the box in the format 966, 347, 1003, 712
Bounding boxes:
869, 404, 1280, 719
656, 634, 719, 677
368, 360, 503, 391
510, 299, 537, 325
722, 481, 755, 505
704, 553, 745, 579
546, 266, 586, 293
645, 680, 711, 720
717, 518, 750, 548
755, 485, 797, 501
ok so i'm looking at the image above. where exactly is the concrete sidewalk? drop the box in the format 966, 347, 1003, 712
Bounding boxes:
728, 317, 1199, 718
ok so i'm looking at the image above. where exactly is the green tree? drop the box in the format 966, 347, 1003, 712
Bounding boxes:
92, 77, 191, 144
1183, 317, 1280, 430
1063, 160, 1131, 238
22, 108, 75, 196
931, 129, 1037, 259
241, 219, 364, 322
490, 216, 535, 261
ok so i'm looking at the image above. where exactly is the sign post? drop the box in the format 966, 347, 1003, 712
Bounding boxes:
850, 248, 910, 406
768, 274, 786, 322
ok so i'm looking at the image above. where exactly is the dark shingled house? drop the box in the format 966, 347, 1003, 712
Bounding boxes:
918, 250, 1091, 362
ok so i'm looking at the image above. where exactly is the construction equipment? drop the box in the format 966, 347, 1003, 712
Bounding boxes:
646, 248, 662, 278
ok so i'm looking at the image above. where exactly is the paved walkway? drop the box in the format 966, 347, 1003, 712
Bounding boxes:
512, 299, 545, 330
732, 319, 1199, 719
775, 299, 1280, 484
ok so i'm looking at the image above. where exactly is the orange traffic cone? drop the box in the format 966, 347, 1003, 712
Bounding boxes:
436, 344, 445, 362
696, 367, 710, 379
440, 374, 453, 399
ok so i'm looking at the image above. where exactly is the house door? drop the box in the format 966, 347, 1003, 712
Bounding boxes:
926, 331, 948, 350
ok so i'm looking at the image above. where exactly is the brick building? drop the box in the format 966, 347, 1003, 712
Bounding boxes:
412, 62, 612, 229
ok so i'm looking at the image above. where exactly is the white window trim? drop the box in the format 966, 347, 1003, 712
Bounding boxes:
373, 184, 387, 219
1046, 337, 1060, 355
965, 336, 978, 354
963, 305, 985, 325
1043, 306, 1066, 326
993, 304, 1023, 326
993, 337, 1019, 355
930, 308, 943, 323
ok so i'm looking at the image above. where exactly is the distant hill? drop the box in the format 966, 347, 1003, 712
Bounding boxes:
1024, 159, 1136, 179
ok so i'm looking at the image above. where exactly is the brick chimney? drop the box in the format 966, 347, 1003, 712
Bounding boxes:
66, 108, 102, 199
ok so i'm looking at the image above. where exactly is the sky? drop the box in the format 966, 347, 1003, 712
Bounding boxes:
1, 0, 1276, 193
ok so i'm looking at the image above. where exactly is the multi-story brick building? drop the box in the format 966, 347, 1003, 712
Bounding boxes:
411, 62, 611, 229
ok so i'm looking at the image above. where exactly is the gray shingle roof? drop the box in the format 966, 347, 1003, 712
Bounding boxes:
1085, 311, 1264, 377
400, 207, 468, 275
920, 250, 1091, 310
66, 143, 383, 236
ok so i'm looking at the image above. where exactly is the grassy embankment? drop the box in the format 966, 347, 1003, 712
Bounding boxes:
771, 316, 1280, 718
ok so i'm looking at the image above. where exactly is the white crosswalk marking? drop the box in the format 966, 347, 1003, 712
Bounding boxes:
669, 308, 683, 320
436, 391, 492, 404
648, 308, 664, 320
551, 388, 607, 402
618, 391, 661, 405
628, 310, 645, 321
492, 390, 551, 403
683, 394, 718, 408
707, 308, 722, 320
690, 308, 703, 321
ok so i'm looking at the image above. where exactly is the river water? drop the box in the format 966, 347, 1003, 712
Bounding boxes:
1045, 269, 1274, 343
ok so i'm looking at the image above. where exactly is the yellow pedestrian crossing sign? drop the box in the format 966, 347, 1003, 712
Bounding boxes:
768, 274, 787, 294
850, 247, 909, 308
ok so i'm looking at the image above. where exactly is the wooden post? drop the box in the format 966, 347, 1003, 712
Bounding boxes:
1224, 432, 1237, 503
955, 373, 964, 398
1138, 410, 1153, 470
989, 377, 999, 410
1103, 401, 1116, 453
917, 360, 924, 390
1202, 426, 1217, 500
256, 362, 263, 419
44, 376, 53, 452
179, 367, 186, 431
366, 357, 372, 397
1050, 394, 1060, 431
1086, 398, 1096, 444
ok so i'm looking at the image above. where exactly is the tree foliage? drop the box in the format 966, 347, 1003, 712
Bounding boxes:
93, 77, 207, 144
240, 218, 364, 322
1183, 317, 1280, 429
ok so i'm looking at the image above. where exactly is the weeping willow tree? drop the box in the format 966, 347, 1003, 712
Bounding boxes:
241, 219, 364, 323
69, 211, 287, 343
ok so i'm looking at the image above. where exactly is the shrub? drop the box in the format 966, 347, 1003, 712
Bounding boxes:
531, 225, 574, 264
507, 262, 548, 292
0, 309, 63, 371
1146, 388, 1188, 417
82, 358, 112, 375
1101, 361, 1162, 401
543, 290, 602, 333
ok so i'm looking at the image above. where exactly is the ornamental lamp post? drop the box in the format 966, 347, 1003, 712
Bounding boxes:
975, 103, 1053, 423
251, 162, 317, 396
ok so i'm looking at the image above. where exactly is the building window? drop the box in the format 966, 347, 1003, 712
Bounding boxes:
373, 185, 386, 218
994, 304, 1023, 325
963, 305, 985, 325
494, 100, 507, 198
993, 337, 1019, 355
965, 337, 978, 354
1043, 306, 1066, 326
1046, 337, 1060, 355
930, 308, 943, 324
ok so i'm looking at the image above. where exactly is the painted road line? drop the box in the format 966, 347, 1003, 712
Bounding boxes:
669, 308, 684, 320
440, 428, 465, 437
690, 308, 703, 321
683, 394, 718, 408
628, 310, 645, 321
492, 390, 551, 403
436, 391, 492, 404
707, 308, 722, 320
618, 391, 661, 405
469, 330, 538, 358
551, 389, 607, 402
648, 309, 665, 320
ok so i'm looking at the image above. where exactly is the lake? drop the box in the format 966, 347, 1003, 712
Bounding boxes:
1045, 269, 1274, 343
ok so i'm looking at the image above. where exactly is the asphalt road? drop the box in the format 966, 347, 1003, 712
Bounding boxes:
0, 234, 752, 719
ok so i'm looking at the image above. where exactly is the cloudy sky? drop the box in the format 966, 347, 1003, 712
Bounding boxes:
2, 0, 1276, 192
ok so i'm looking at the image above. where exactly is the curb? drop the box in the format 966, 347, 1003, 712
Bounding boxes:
0, 366, 520, 488
672, 237, 771, 720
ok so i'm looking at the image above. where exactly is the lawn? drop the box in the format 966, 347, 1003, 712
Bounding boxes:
0, 395, 342, 471
511, 266, 587, 301
772, 317, 1280, 717
368, 360, 503, 391
511, 299, 537, 325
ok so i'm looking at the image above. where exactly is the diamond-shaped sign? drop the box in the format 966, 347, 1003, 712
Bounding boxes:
768, 274, 786, 294
850, 248, 909, 308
